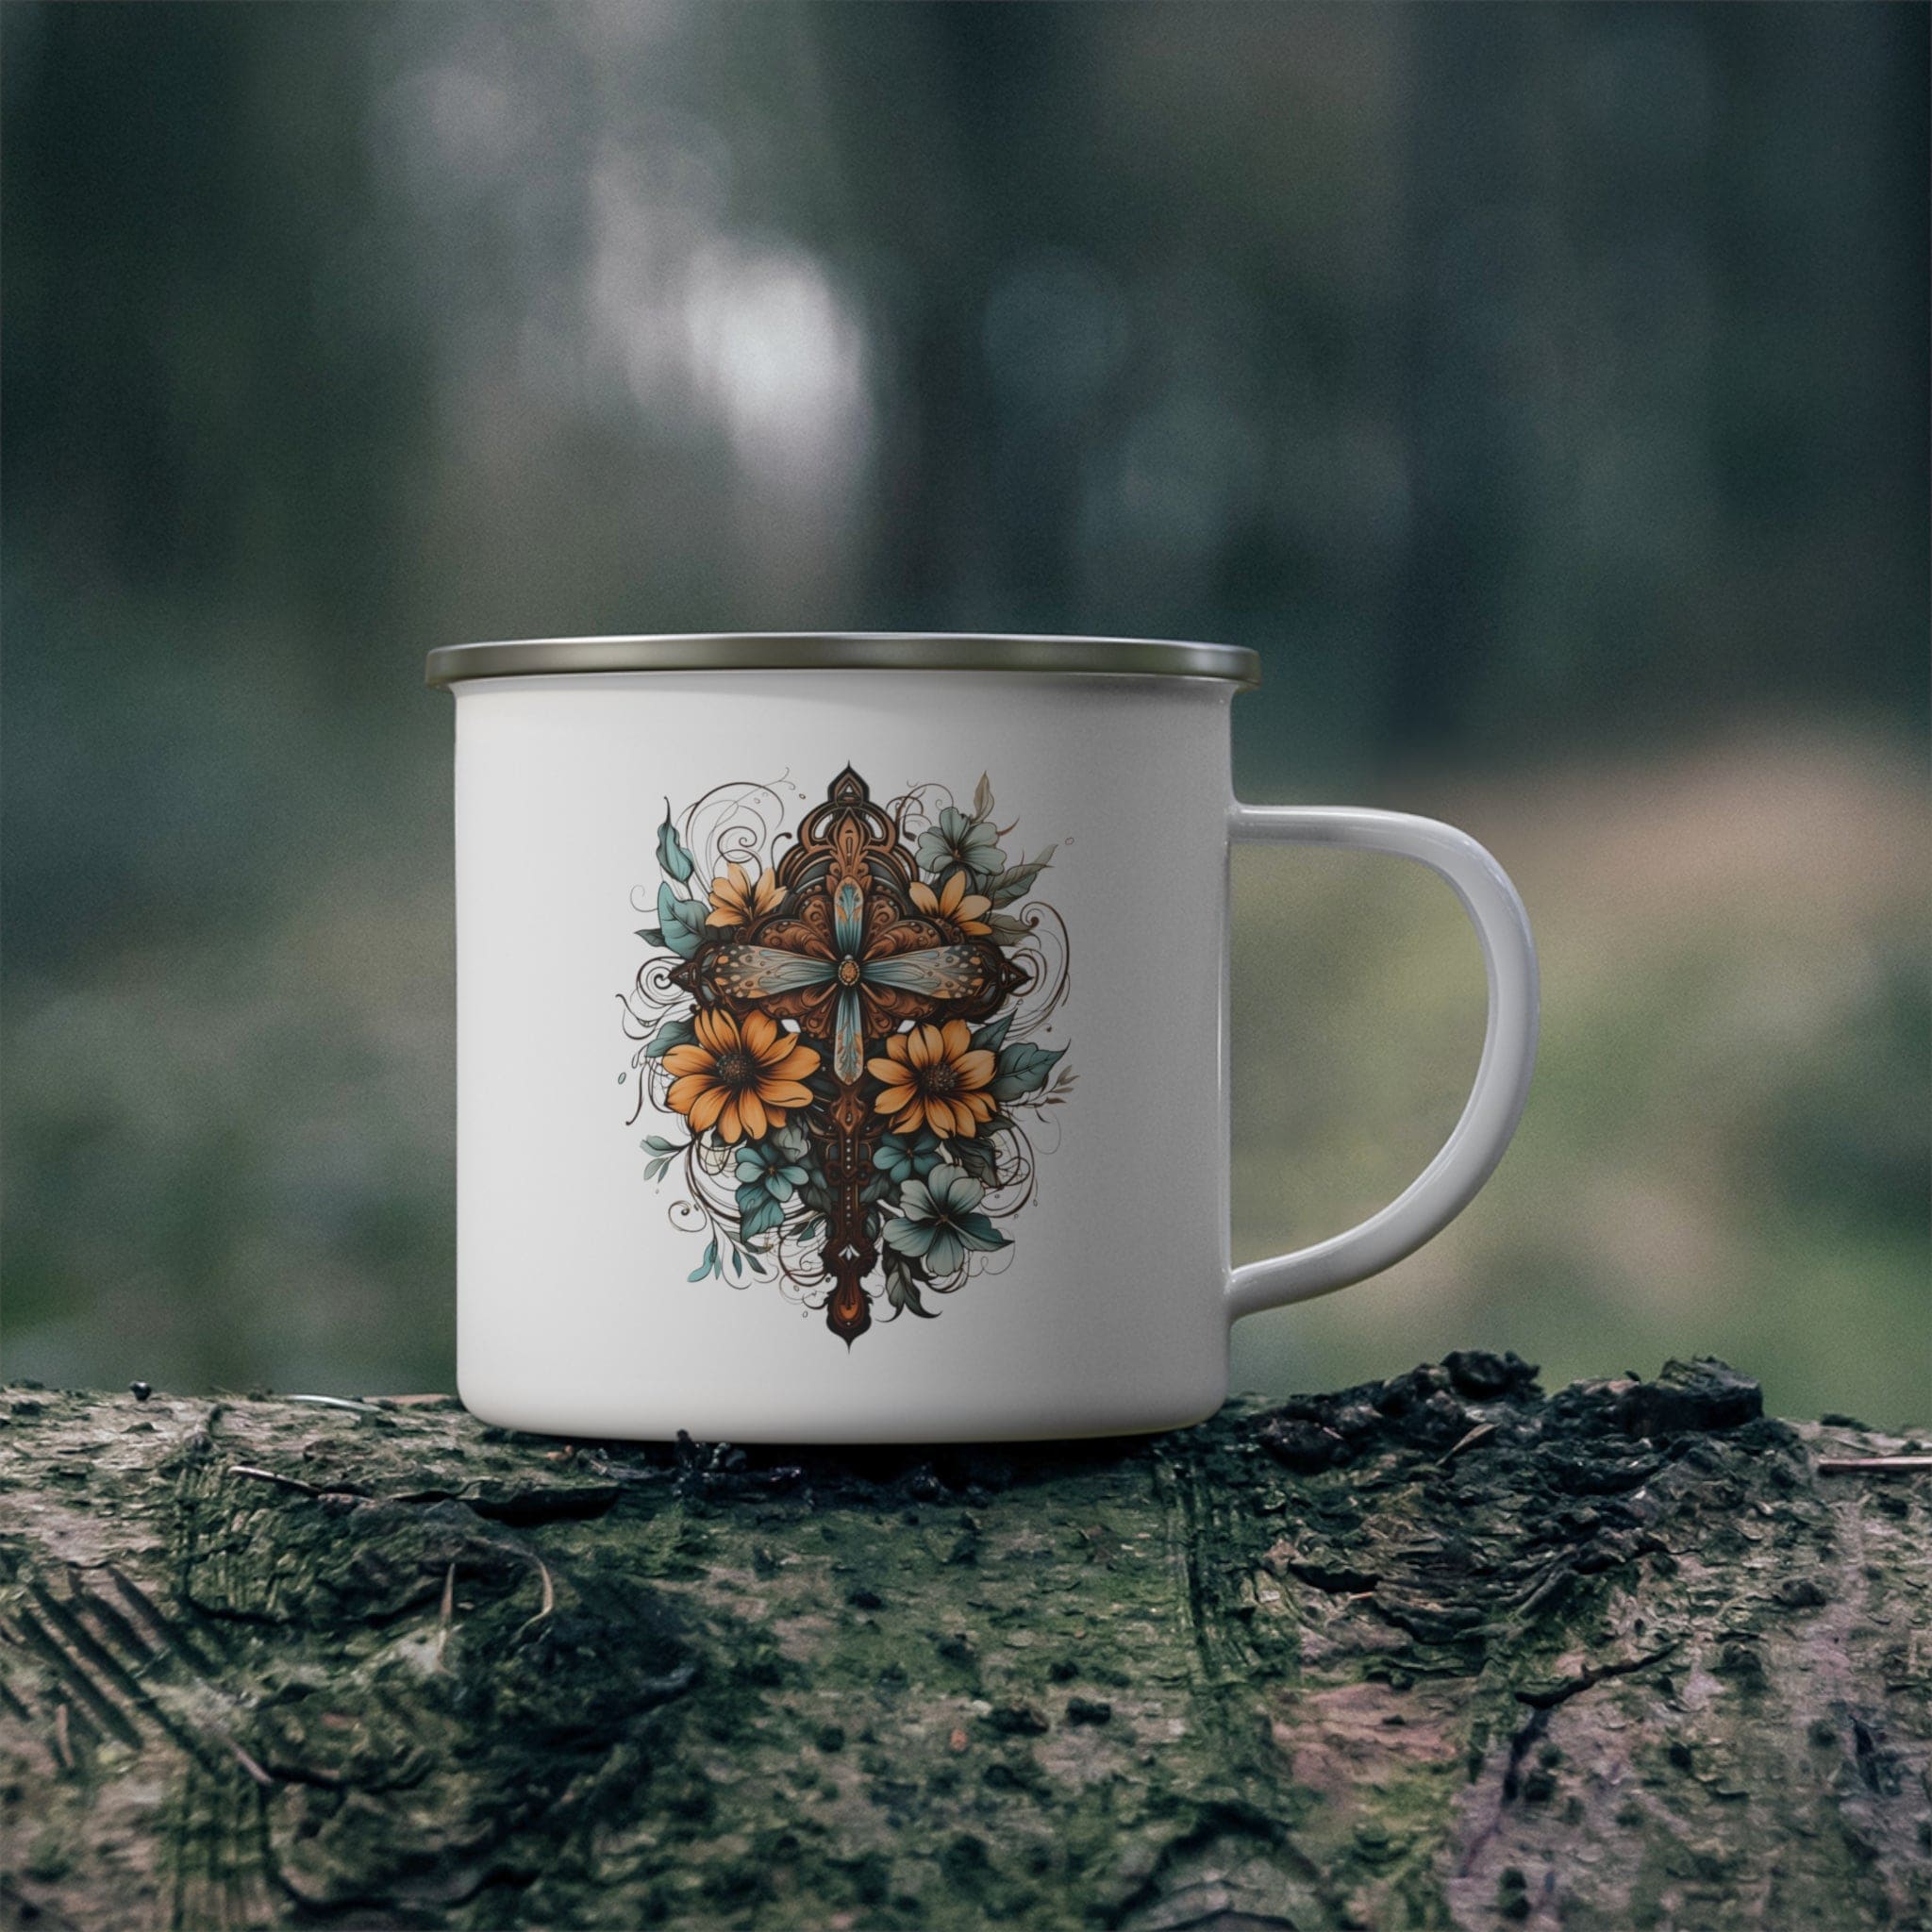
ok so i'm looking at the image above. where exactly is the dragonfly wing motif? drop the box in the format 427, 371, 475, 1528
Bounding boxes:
832, 880, 866, 957
860, 945, 993, 1003
706, 945, 841, 1000
833, 987, 865, 1085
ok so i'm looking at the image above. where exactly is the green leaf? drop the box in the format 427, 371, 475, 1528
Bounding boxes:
990, 1040, 1066, 1102
637, 926, 668, 947
741, 1193, 786, 1239
658, 883, 708, 958
688, 1239, 718, 1282
884, 1253, 937, 1318
971, 773, 994, 822
952, 1138, 999, 1184
968, 1012, 1013, 1054
644, 1135, 683, 1155
984, 912, 1032, 947
657, 806, 695, 884
642, 1015, 699, 1058
987, 846, 1056, 908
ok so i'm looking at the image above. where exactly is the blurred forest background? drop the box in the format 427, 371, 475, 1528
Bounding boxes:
4, 3, 1926, 1424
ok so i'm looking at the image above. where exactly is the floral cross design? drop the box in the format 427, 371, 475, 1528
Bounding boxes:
623, 768, 1071, 1343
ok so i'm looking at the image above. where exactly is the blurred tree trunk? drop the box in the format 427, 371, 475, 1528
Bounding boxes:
2, 1358, 1926, 1930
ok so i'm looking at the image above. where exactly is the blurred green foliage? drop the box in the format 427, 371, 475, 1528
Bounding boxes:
3, 4, 1926, 1420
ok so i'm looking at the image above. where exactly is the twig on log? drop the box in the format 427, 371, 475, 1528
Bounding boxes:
514, 1557, 556, 1641
226, 1464, 324, 1497
437, 1563, 457, 1665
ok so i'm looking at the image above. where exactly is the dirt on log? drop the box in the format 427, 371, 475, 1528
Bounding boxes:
1, 1357, 1927, 1932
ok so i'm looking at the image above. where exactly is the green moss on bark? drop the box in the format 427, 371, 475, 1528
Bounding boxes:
1, 1359, 1927, 1929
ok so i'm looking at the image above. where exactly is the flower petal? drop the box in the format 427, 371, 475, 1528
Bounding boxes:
767, 1041, 822, 1081
924, 1227, 966, 1275
898, 1178, 934, 1220
940, 1018, 972, 1061
665, 1074, 713, 1116
754, 1078, 815, 1109
954, 1049, 996, 1091
736, 1090, 767, 1140
931, 1167, 982, 1214
955, 1212, 1008, 1252
741, 1010, 782, 1060
867, 1058, 915, 1090
715, 1096, 744, 1144
908, 880, 939, 915
693, 1008, 735, 1056
687, 1083, 728, 1133
883, 1216, 936, 1257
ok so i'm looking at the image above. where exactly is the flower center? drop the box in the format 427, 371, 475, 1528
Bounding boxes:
921, 1064, 959, 1098
715, 1049, 754, 1088
837, 957, 860, 986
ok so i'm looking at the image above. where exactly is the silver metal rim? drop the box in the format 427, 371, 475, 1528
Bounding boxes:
425, 632, 1260, 690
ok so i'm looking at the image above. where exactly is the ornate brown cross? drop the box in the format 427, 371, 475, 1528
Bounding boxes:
673, 769, 1024, 1341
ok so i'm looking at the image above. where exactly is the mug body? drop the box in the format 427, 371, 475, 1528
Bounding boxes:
449, 664, 1240, 1441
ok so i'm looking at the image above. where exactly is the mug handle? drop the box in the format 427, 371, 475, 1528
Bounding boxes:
1225, 803, 1540, 1320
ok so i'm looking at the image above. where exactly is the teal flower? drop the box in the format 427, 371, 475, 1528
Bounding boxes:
874, 1127, 946, 1187
735, 1124, 811, 1221
882, 1165, 1009, 1277
916, 808, 1005, 884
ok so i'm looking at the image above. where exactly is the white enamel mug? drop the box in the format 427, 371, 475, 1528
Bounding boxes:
428, 634, 1538, 1443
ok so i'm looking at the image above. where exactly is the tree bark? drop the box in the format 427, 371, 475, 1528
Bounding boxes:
1, 1357, 1926, 1931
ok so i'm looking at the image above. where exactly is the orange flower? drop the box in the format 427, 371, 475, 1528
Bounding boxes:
664, 1008, 820, 1143
705, 861, 784, 929
908, 870, 992, 936
867, 1020, 998, 1140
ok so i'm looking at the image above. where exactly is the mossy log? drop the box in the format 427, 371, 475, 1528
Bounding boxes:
1, 1357, 1927, 1931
